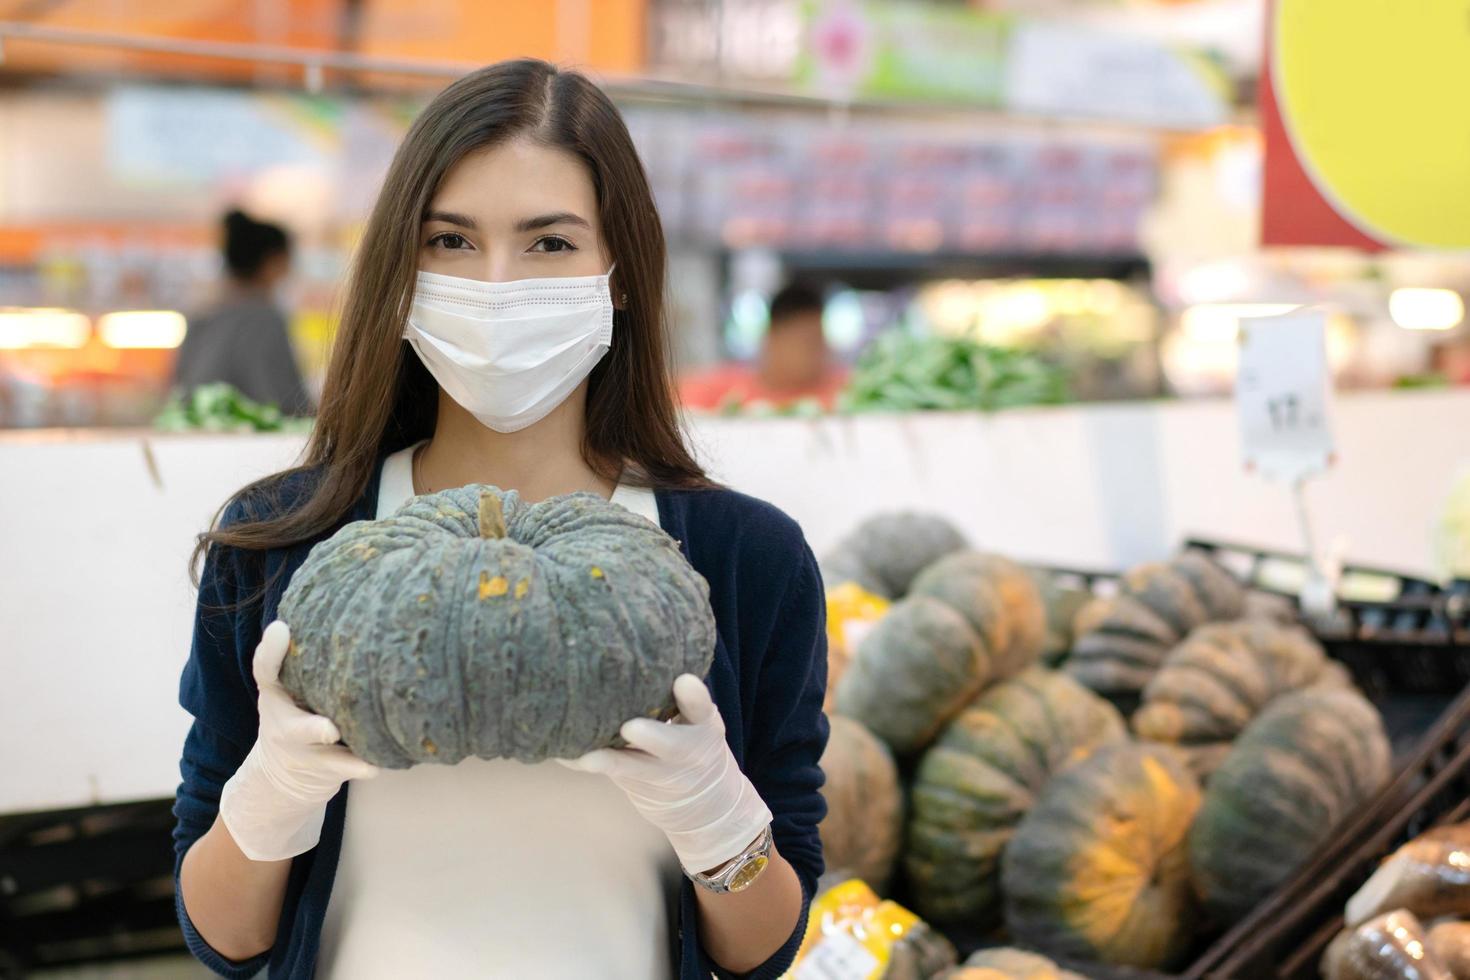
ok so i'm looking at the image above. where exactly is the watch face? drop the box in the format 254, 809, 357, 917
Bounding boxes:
728, 854, 769, 893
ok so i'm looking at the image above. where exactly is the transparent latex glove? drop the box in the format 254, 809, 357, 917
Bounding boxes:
218, 621, 379, 862
561, 674, 773, 875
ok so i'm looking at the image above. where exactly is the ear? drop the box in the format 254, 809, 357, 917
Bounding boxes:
610, 270, 629, 311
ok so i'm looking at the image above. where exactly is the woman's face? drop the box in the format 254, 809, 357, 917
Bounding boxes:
418, 138, 610, 282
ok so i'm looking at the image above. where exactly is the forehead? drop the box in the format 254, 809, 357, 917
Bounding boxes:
429, 139, 598, 221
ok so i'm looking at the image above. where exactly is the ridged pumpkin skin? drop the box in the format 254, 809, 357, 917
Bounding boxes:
834, 596, 991, 755
1133, 619, 1336, 777
1171, 551, 1247, 622
278, 485, 716, 768
821, 511, 969, 599
1189, 688, 1391, 924
1066, 595, 1179, 697
910, 551, 1047, 681
818, 716, 904, 888
905, 669, 1127, 924
1066, 552, 1244, 700
1002, 742, 1202, 969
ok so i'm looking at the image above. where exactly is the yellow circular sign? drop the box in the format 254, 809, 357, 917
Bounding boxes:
1274, 0, 1470, 248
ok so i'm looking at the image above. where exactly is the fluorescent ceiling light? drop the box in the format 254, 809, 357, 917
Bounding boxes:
98, 311, 188, 349
0, 308, 91, 350
1389, 288, 1464, 331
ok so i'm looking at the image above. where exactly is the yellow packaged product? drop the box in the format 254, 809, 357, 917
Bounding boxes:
784, 878, 955, 979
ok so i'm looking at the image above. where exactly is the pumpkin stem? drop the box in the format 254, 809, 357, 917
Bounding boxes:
478, 491, 507, 540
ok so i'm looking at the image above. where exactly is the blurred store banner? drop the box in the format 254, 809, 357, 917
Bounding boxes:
1261, 0, 1470, 250
0, 0, 1466, 430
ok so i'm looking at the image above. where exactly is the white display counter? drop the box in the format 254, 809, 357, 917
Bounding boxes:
2, 389, 1465, 814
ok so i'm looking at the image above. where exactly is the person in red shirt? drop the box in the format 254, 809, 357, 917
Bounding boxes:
680, 282, 848, 411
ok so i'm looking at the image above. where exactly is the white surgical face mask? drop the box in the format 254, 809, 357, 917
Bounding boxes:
403, 266, 615, 433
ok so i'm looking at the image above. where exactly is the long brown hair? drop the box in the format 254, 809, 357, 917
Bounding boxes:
195, 59, 708, 578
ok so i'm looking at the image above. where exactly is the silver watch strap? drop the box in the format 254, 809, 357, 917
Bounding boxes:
688, 824, 773, 894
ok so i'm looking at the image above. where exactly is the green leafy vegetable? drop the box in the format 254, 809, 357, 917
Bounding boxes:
839, 332, 1069, 414
154, 383, 313, 434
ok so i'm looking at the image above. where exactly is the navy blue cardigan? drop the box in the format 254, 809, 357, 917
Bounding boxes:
172, 458, 829, 979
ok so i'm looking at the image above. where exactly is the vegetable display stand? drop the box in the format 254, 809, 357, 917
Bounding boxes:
1181, 680, 1470, 980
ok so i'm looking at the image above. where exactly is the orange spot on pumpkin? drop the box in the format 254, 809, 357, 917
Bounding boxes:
478, 572, 510, 599
514, 579, 530, 599
590, 567, 604, 580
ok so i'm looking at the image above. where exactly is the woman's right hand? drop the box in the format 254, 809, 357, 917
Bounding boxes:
218, 621, 379, 862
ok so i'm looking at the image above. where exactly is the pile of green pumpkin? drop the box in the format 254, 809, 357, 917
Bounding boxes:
816, 513, 1394, 976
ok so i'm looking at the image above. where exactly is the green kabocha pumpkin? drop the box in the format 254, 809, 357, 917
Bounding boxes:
821, 511, 970, 599
834, 596, 991, 755
1066, 551, 1244, 702
1133, 619, 1337, 778
936, 948, 1089, 980
905, 668, 1127, 924
910, 550, 1047, 681
1002, 742, 1202, 970
1170, 550, 1248, 622
819, 716, 904, 888
278, 485, 716, 768
1242, 589, 1299, 625
1189, 687, 1392, 925
1066, 595, 1179, 700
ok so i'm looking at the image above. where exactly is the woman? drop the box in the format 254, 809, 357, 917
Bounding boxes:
173, 60, 828, 979
173, 209, 312, 414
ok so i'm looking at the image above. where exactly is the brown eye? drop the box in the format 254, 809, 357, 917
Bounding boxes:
429, 233, 471, 250
530, 236, 577, 253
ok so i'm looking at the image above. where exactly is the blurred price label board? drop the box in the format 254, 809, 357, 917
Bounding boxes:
1005, 21, 1230, 129
1236, 310, 1335, 483
1263, 0, 1470, 249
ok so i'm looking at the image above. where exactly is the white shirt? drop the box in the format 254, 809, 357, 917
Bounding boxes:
316, 444, 681, 979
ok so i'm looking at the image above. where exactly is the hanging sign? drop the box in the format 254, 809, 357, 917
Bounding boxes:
1236, 310, 1335, 483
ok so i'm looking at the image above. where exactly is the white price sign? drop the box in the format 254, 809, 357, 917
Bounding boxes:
1235, 311, 1335, 482
793, 931, 881, 979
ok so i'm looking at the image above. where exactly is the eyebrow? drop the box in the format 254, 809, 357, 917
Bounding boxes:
420, 210, 591, 233
515, 211, 592, 232
422, 209, 478, 229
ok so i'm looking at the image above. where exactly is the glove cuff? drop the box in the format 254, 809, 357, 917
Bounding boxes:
671, 780, 774, 876
218, 751, 328, 863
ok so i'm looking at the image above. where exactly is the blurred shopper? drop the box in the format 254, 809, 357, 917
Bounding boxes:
680, 282, 848, 410
173, 209, 311, 414
174, 60, 822, 980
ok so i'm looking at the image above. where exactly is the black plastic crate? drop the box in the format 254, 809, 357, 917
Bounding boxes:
0, 799, 183, 976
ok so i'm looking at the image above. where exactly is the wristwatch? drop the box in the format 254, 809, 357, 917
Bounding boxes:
688, 825, 773, 894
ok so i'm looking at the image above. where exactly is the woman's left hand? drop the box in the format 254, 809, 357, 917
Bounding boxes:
561, 674, 773, 876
